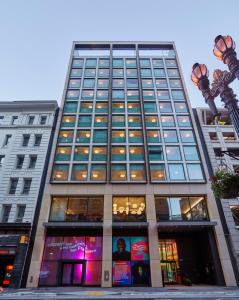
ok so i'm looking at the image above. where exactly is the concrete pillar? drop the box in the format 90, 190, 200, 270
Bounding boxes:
101, 193, 112, 287
146, 194, 163, 287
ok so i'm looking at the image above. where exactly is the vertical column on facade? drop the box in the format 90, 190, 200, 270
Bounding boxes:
146, 193, 163, 287
101, 194, 113, 287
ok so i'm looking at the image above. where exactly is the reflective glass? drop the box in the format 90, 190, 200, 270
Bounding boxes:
144, 102, 157, 113
94, 116, 108, 127
155, 79, 168, 88
97, 79, 109, 89
177, 116, 191, 127
99, 59, 109, 67
96, 90, 108, 100
113, 79, 124, 88
62, 116, 75, 127
112, 103, 125, 113
152, 59, 163, 67
175, 102, 188, 113
55, 147, 71, 161
147, 130, 161, 143
95, 102, 108, 113
157, 90, 170, 100
168, 164, 185, 180
150, 164, 166, 181
128, 130, 143, 143
172, 90, 185, 100
58, 130, 74, 143
128, 116, 142, 127
86, 59, 97, 67
113, 68, 124, 77
70, 69, 82, 77
129, 146, 144, 161
158, 102, 172, 112
169, 79, 182, 88
148, 146, 164, 161
140, 69, 152, 77
161, 116, 175, 127
130, 164, 146, 181
92, 147, 107, 161
112, 147, 126, 161
127, 90, 139, 100
142, 79, 153, 88
140, 59, 150, 67
52, 164, 69, 181
74, 147, 89, 161
76, 130, 91, 143
128, 103, 140, 113
183, 146, 199, 161
64, 102, 77, 113
113, 58, 124, 67
72, 59, 84, 68
167, 69, 180, 77
143, 90, 155, 100
79, 102, 93, 113
84, 69, 96, 77
66, 90, 80, 100
154, 69, 166, 77
127, 79, 138, 88
112, 90, 125, 100
93, 130, 108, 143
90, 164, 106, 181
163, 130, 178, 142
81, 90, 94, 100
187, 164, 204, 180
69, 79, 81, 88
49, 198, 67, 221
126, 59, 136, 67
83, 79, 95, 88
145, 116, 159, 127
78, 116, 92, 127
98, 69, 109, 77
112, 115, 125, 127
180, 130, 195, 143
111, 164, 127, 181
112, 130, 126, 143
126, 68, 137, 77
166, 146, 181, 161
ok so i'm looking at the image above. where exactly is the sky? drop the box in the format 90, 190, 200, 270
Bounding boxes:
0, 0, 239, 108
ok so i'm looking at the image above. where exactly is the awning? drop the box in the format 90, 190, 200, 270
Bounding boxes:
157, 221, 217, 232
112, 222, 148, 228
43, 222, 103, 229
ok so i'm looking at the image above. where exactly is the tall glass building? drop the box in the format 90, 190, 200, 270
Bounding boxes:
26, 42, 236, 288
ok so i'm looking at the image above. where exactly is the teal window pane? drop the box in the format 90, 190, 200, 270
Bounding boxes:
78, 116, 92, 127
52, 164, 69, 181
113, 79, 124, 88
84, 69, 96, 77
169, 164, 185, 180
113, 68, 124, 77
161, 116, 175, 127
86, 58, 97, 67
143, 90, 155, 100
144, 102, 157, 113
127, 90, 139, 100
64, 102, 77, 113
129, 147, 144, 161
180, 130, 195, 143
66, 90, 79, 100
95, 116, 107, 127
157, 90, 170, 100
83, 79, 95, 88
167, 69, 180, 77
152, 59, 163, 67
187, 164, 203, 180
98, 69, 109, 77
79, 102, 93, 113
95, 103, 108, 113
149, 146, 164, 161
97, 79, 109, 89
81, 90, 94, 100
170, 79, 182, 88
68, 79, 81, 88
130, 164, 145, 181
166, 146, 181, 161
140, 69, 152, 77
154, 69, 166, 77
62, 116, 75, 127
112, 147, 126, 161
111, 164, 127, 181
112, 116, 125, 127
93, 130, 107, 143
142, 79, 153, 88
71, 164, 88, 181
58, 130, 74, 143
76, 130, 91, 143
155, 79, 168, 88
147, 130, 161, 143
163, 130, 178, 142
128, 116, 141, 127
90, 164, 106, 181
126, 59, 136, 67
126, 69, 137, 77
145, 116, 158, 127
175, 102, 188, 113
112, 103, 125, 113
166, 59, 177, 67
55, 147, 71, 161
70, 69, 82, 77
113, 58, 124, 67
150, 164, 166, 181
112, 130, 125, 143
99, 59, 109, 67
72, 59, 84, 68
128, 130, 143, 143
92, 147, 107, 161
183, 146, 199, 161
140, 59, 150, 67
177, 116, 191, 127
112, 90, 124, 100
172, 90, 185, 100
74, 147, 89, 161
96, 90, 108, 100
159, 102, 172, 113
128, 103, 140, 113
126, 79, 138, 88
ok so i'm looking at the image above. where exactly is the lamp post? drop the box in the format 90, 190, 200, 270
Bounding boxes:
191, 35, 239, 138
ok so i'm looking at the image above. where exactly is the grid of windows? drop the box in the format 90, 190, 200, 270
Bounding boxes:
53, 45, 204, 183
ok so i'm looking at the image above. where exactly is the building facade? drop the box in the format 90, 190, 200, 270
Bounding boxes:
194, 107, 239, 277
0, 101, 58, 288
27, 42, 236, 288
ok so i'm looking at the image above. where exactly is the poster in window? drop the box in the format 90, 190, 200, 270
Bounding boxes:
131, 261, 150, 285
112, 237, 130, 260
85, 236, 102, 260
62, 236, 85, 259
112, 261, 131, 285
131, 237, 149, 260
85, 261, 102, 285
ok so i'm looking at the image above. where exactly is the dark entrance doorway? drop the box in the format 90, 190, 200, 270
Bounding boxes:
0, 256, 14, 287
61, 261, 85, 286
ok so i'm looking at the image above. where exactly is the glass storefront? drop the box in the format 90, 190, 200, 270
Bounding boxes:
39, 236, 102, 286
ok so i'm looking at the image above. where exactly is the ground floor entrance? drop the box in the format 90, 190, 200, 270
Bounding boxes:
0, 256, 14, 287
61, 261, 85, 286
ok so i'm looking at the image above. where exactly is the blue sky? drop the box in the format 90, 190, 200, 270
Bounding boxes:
0, 0, 239, 107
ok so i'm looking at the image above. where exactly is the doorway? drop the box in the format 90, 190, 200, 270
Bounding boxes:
0, 256, 14, 286
61, 261, 85, 286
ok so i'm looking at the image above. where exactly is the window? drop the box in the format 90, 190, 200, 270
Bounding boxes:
113, 79, 124, 88
128, 103, 140, 113
34, 134, 42, 146
113, 196, 146, 222
78, 116, 92, 127
90, 164, 106, 181
143, 90, 155, 100
15, 205, 26, 222
222, 132, 237, 141
157, 90, 170, 100
168, 164, 185, 180
98, 68, 109, 77
144, 102, 156, 113
145, 116, 158, 127
172, 90, 185, 100
29, 155, 37, 168
58, 130, 74, 143
64, 102, 78, 113
94, 116, 107, 127
93, 130, 107, 143
96, 90, 108, 100
28, 116, 35, 125
66, 90, 79, 100
72, 58, 84, 68
128, 116, 141, 127
40, 115, 47, 125
83, 79, 95, 88
163, 130, 178, 142
76, 130, 91, 143
52, 164, 69, 181
155, 79, 168, 88
183, 146, 199, 161
112, 103, 125, 113
150, 164, 166, 181
142, 79, 153, 88
11, 116, 18, 125
128, 130, 143, 143
113, 68, 124, 77
112, 115, 125, 127
177, 116, 191, 127
154, 69, 166, 77
92, 147, 107, 161
22, 178, 32, 194
161, 116, 175, 127
16, 155, 25, 169
112, 90, 124, 100
126, 59, 136, 67
99, 59, 109, 67
140, 59, 150, 67
149, 146, 163, 161
169, 79, 182, 88
55, 147, 72, 161
112, 130, 125, 143
167, 69, 180, 77
9, 178, 18, 194
113, 58, 124, 67
129, 146, 144, 161
22, 134, 30, 146
209, 132, 218, 141
97, 79, 109, 89
187, 164, 204, 180
95, 102, 108, 113
174, 102, 188, 113
180, 130, 195, 143
3, 134, 12, 146
86, 58, 97, 67
0, 155, 5, 166
153, 59, 163, 67
112, 147, 126, 161
159, 102, 172, 113
0, 116, 4, 124
62, 116, 75, 127
74, 147, 89, 161
127, 90, 139, 100
147, 130, 161, 143
130, 164, 145, 181
126, 79, 138, 88
230, 206, 239, 226
81, 90, 94, 100
126, 68, 137, 77
1, 205, 11, 222
166, 146, 181, 161
84, 69, 96, 77
71, 164, 88, 181
70, 68, 82, 77
111, 164, 127, 181
79, 102, 93, 113
140, 69, 152, 77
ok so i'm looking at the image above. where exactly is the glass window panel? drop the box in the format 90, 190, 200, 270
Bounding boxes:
128, 103, 140, 113
112, 115, 125, 127
142, 79, 153, 88
149, 146, 164, 161
62, 237, 85, 259
112, 261, 131, 286
85, 237, 103, 260
84, 69, 96, 77
92, 147, 107, 161
112, 130, 126, 143
168, 164, 185, 180
112, 147, 126, 161
166, 59, 177, 67
42, 236, 63, 260
167, 69, 180, 77
145, 116, 159, 127
189, 197, 208, 220
113, 79, 124, 88
112, 103, 125, 113
68, 79, 81, 88
99, 59, 109, 67
66, 197, 87, 220
163, 130, 178, 142
66, 90, 80, 100
180, 130, 195, 143
111, 164, 127, 181
140, 59, 150, 67
83, 79, 95, 88
85, 261, 102, 285
78, 116, 92, 127
112, 90, 124, 100
74, 147, 89, 161
113, 68, 124, 77
113, 197, 146, 222
187, 164, 204, 180
70, 68, 82, 77
126, 59, 137, 67
90, 164, 106, 181
93, 130, 107, 143
127, 90, 139, 100
64, 102, 77, 113
155, 79, 168, 88
130, 164, 146, 181
58, 130, 74, 143
86, 58, 97, 67
144, 102, 157, 113
76, 130, 91, 143
62, 116, 75, 127
147, 130, 161, 143
97, 79, 109, 89
140, 69, 152, 77
87, 198, 104, 222
166, 146, 181, 161
157, 90, 170, 100
131, 237, 149, 261
72, 59, 84, 68
126, 79, 138, 88
158, 102, 172, 112
155, 197, 170, 221
172, 90, 185, 100
94, 116, 108, 127
55, 147, 71, 161
154, 69, 166, 77
183, 146, 199, 161
95, 102, 108, 113
98, 68, 109, 77
169, 197, 191, 220
161, 116, 175, 127
81, 90, 94, 100
143, 90, 155, 100
52, 164, 69, 181
128, 116, 142, 127
129, 146, 144, 161
153, 59, 163, 67
150, 164, 166, 181
39, 261, 58, 286
170, 79, 182, 88
113, 58, 124, 67
175, 102, 188, 113
128, 130, 143, 143
71, 164, 88, 181
79, 102, 93, 113
49, 198, 67, 221
96, 90, 108, 100
126, 68, 137, 77
177, 116, 191, 127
